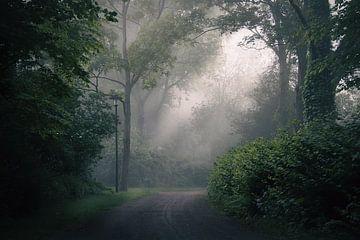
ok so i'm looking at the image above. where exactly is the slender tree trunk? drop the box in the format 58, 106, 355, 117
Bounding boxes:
294, 0, 308, 123
136, 92, 145, 138
277, 41, 290, 127
133, 83, 153, 140
157, 0, 165, 19
270, 4, 290, 128
120, 0, 131, 192
148, 79, 169, 135
295, 45, 307, 122
121, 83, 131, 191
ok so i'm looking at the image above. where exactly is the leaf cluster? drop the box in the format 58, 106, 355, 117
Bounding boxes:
209, 118, 360, 237
128, 10, 206, 79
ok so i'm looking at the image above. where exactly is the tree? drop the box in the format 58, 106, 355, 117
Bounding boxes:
331, 0, 360, 90
289, 0, 335, 121
0, 0, 115, 214
94, 0, 206, 191
133, 31, 221, 140
232, 63, 294, 141
211, 0, 300, 127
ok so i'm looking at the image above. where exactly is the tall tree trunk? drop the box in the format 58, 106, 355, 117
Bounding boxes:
277, 41, 290, 127
270, 4, 290, 128
303, 0, 335, 121
137, 100, 145, 138
133, 82, 153, 140
157, 0, 165, 19
147, 79, 169, 137
121, 83, 131, 191
135, 86, 146, 139
120, 0, 131, 192
295, 45, 307, 122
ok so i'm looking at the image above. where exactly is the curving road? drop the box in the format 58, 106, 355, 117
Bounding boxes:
53, 190, 263, 240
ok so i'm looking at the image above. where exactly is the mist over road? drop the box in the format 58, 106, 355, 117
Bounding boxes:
53, 190, 263, 240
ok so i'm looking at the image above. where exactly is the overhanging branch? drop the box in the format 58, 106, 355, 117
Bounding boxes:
288, 0, 308, 28
190, 27, 221, 41
91, 76, 126, 88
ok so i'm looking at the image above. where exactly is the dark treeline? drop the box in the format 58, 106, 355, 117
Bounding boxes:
0, 0, 118, 215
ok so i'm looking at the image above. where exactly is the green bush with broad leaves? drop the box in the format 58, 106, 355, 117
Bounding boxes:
209, 115, 360, 234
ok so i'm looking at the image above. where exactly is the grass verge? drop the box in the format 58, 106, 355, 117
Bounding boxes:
2, 188, 157, 240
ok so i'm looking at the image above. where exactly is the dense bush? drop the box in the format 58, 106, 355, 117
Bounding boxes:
209, 116, 360, 235
0, 92, 114, 216
0, 0, 115, 216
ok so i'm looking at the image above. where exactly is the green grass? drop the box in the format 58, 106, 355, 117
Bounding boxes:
2, 188, 157, 240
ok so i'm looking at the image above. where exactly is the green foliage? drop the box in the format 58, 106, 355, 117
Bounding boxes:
209, 117, 360, 237
212, 0, 299, 50
0, 0, 108, 81
0, 0, 117, 215
232, 64, 297, 141
59, 92, 115, 176
128, 10, 205, 78
0, 90, 115, 215
331, 0, 360, 90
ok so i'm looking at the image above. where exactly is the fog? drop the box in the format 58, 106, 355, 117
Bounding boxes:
93, 25, 277, 187
91, 0, 358, 189
3, 1, 360, 239
153, 30, 274, 145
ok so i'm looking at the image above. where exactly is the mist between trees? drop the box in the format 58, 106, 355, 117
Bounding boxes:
1, 0, 359, 237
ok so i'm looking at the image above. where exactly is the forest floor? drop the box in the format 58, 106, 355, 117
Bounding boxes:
51, 190, 263, 240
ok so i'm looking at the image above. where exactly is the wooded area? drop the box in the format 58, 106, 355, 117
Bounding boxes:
0, 0, 359, 239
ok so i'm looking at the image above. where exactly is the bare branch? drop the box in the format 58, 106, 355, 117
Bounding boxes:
288, 0, 308, 28
167, 72, 190, 90
157, 0, 166, 19
130, 74, 141, 89
190, 27, 221, 41
77, 87, 98, 93
91, 76, 126, 88
88, 80, 97, 88
248, 28, 278, 54
107, 0, 140, 26
107, 0, 123, 16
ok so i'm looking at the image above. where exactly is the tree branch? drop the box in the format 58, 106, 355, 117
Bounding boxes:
107, 0, 140, 26
167, 72, 189, 90
130, 74, 141, 89
288, 0, 308, 28
190, 27, 221, 41
77, 87, 98, 93
248, 28, 278, 54
157, 0, 166, 19
91, 76, 126, 87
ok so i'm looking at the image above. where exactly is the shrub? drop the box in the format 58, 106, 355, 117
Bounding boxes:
209, 118, 360, 235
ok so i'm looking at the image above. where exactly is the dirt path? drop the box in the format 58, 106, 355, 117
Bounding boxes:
52, 190, 263, 240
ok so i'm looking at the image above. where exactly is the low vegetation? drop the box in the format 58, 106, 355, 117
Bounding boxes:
209, 114, 360, 239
